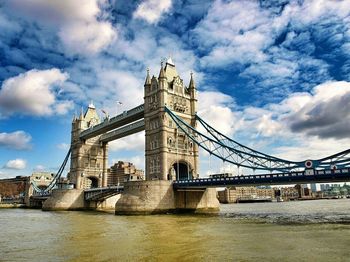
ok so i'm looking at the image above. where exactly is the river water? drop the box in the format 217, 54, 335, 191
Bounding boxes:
1, 199, 349, 261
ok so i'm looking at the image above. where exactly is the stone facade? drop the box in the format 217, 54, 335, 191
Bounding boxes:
144, 59, 199, 181
107, 161, 144, 186
68, 103, 108, 189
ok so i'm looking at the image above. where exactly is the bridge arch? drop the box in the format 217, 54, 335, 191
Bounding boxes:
85, 176, 99, 189
169, 160, 193, 181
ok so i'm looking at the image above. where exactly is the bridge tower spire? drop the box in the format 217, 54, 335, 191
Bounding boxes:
68, 105, 107, 189
144, 58, 199, 181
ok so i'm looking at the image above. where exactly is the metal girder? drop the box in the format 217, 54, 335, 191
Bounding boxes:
196, 114, 350, 170
166, 106, 350, 172
99, 119, 145, 142
165, 107, 296, 172
80, 104, 144, 140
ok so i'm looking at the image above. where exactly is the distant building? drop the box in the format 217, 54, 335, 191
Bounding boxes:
24, 172, 54, 205
0, 176, 28, 202
279, 186, 299, 200
107, 161, 144, 186
218, 186, 275, 203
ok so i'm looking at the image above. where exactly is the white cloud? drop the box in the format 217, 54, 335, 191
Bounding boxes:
197, 91, 238, 136
59, 20, 115, 56
0, 131, 32, 150
228, 81, 350, 161
4, 159, 27, 170
0, 68, 73, 116
109, 132, 145, 152
7, 0, 116, 56
34, 165, 45, 171
194, 0, 350, 69
134, 0, 172, 24
57, 143, 70, 150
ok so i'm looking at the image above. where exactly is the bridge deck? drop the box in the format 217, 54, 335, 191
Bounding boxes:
174, 169, 350, 189
84, 186, 124, 201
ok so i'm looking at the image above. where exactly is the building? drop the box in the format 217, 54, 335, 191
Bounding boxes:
0, 176, 28, 202
107, 161, 144, 186
24, 172, 54, 205
279, 186, 300, 200
218, 186, 275, 203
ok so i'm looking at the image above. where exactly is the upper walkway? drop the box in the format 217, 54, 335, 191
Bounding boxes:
80, 104, 144, 140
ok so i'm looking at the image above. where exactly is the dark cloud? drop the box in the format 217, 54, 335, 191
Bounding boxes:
288, 92, 350, 139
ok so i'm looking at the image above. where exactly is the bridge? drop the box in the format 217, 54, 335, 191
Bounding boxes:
84, 186, 123, 201
31, 58, 350, 213
174, 169, 350, 189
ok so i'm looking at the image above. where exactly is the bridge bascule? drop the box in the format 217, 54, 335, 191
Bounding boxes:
33, 58, 350, 213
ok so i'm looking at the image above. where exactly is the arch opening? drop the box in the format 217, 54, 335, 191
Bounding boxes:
86, 176, 99, 189
171, 161, 192, 181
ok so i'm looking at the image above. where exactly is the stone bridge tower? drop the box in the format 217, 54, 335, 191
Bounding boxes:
68, 103, 108, 189
144, 58, 199, 181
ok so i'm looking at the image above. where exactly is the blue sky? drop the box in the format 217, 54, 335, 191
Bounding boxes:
1, 0, 350, 178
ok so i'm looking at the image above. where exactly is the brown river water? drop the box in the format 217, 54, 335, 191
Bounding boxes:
0, 199, 349, 261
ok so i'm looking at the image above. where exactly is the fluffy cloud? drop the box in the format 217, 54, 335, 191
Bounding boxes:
0, 131, 32, 150
285, 81, 350, 139
197, 91, 238, 136
0, 68, 73, 116
6, 0, 116, 56
109, 132, 145, 152
4, 159, 27, 170
228, 81, 350, 161
134, 0, 172, 24
192, 0, 350, 102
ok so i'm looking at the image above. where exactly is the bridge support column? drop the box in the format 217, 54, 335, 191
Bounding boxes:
102, 143, 108, 187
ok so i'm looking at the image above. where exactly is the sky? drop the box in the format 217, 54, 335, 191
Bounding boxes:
1, 0, 350, 179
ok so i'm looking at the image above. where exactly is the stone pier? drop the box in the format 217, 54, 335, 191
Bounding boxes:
42, 189, 85, 211
115, 180, 219, 215
42, 189, 121, 211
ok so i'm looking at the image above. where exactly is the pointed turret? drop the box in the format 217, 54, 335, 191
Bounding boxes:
88, 100, 95, 109
144, 68, 151, 86
158, 62, 166, 80
189, 72, 195, 90
79, 106, 84, 120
